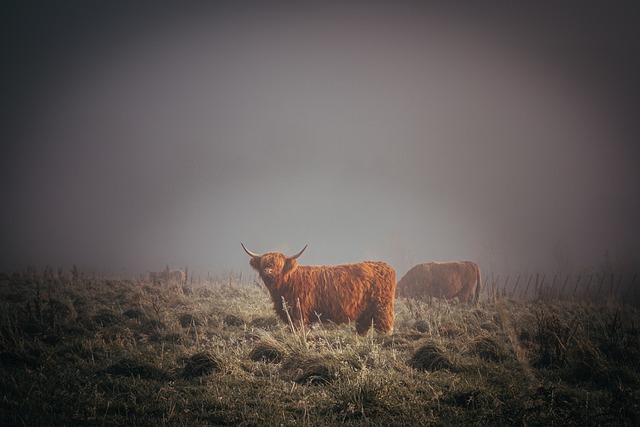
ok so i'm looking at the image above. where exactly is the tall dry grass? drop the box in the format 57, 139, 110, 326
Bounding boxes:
0, 269, 639, 425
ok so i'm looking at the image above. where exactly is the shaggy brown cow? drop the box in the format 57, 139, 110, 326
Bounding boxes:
148, 269, 186, 284
396, 261, 481, 304
242, 243, 396, 334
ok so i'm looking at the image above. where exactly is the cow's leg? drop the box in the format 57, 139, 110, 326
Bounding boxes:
458, 284, 472, 304
372, 302, 394, 334
355, 309, 374, 335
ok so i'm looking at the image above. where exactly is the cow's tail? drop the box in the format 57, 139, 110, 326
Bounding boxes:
474, 264, 482, 304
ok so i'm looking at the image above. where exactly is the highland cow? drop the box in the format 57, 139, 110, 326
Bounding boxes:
148, 269, 186, 285
396, 261, 481, 304
242, 243, 396, 334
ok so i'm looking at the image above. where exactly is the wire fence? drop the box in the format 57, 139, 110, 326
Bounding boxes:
482, 272, 639, 306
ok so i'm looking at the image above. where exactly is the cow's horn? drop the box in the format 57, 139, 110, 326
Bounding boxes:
241, 242, 262, 258
289, 244, 308, 259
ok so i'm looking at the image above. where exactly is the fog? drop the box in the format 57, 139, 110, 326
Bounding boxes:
2, 2, 639, 279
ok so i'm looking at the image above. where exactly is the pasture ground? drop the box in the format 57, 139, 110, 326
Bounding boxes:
1, 271, 639, 426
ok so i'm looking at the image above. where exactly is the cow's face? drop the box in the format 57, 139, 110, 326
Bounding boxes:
242, 243, 307, 288
249, 253, 298, 288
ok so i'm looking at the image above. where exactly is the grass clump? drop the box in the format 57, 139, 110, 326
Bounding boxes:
181, 351, 223, 378
408, 339, 464, 372
468, 333, 514, 362
283, 352, 346, 384
100, 358, 169, 380
248, 337, 286, 363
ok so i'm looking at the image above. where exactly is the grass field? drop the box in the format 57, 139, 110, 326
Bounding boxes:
1, 270, 639, 426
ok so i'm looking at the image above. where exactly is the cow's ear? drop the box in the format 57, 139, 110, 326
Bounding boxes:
249, 256, 261, 271
283, 258, 298, 279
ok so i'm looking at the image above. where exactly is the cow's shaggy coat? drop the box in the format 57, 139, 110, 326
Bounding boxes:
396, 261, 481, 304
148, 269, 186, 284
243, 244, 396, 335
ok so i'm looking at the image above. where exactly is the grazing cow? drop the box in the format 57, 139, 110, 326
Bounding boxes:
148, 269, 186, 285
396, 261, 481, 304
242, 243, 396, 335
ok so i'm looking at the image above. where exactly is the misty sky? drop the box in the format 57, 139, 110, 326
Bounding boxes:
2, 2, 639, 278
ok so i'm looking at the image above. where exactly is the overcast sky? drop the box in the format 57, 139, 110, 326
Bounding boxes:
2, 1, 639, 279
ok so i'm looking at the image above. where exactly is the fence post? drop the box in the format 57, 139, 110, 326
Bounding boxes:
610, 274, 615, 296
538, 274, 546, 299
614, 274, 623, 296
596, 275, 606, 296
502, 275, 510, 297
492, 275, 499, 302
584, 275, 593, 297
524, 274, 534, 299
623, 273, 637, 301
573, 276, 581, 297
560, 276, 570, 298
511, 275, 521, 297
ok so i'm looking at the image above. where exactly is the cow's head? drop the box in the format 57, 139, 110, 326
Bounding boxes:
241, 243, 307, 287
